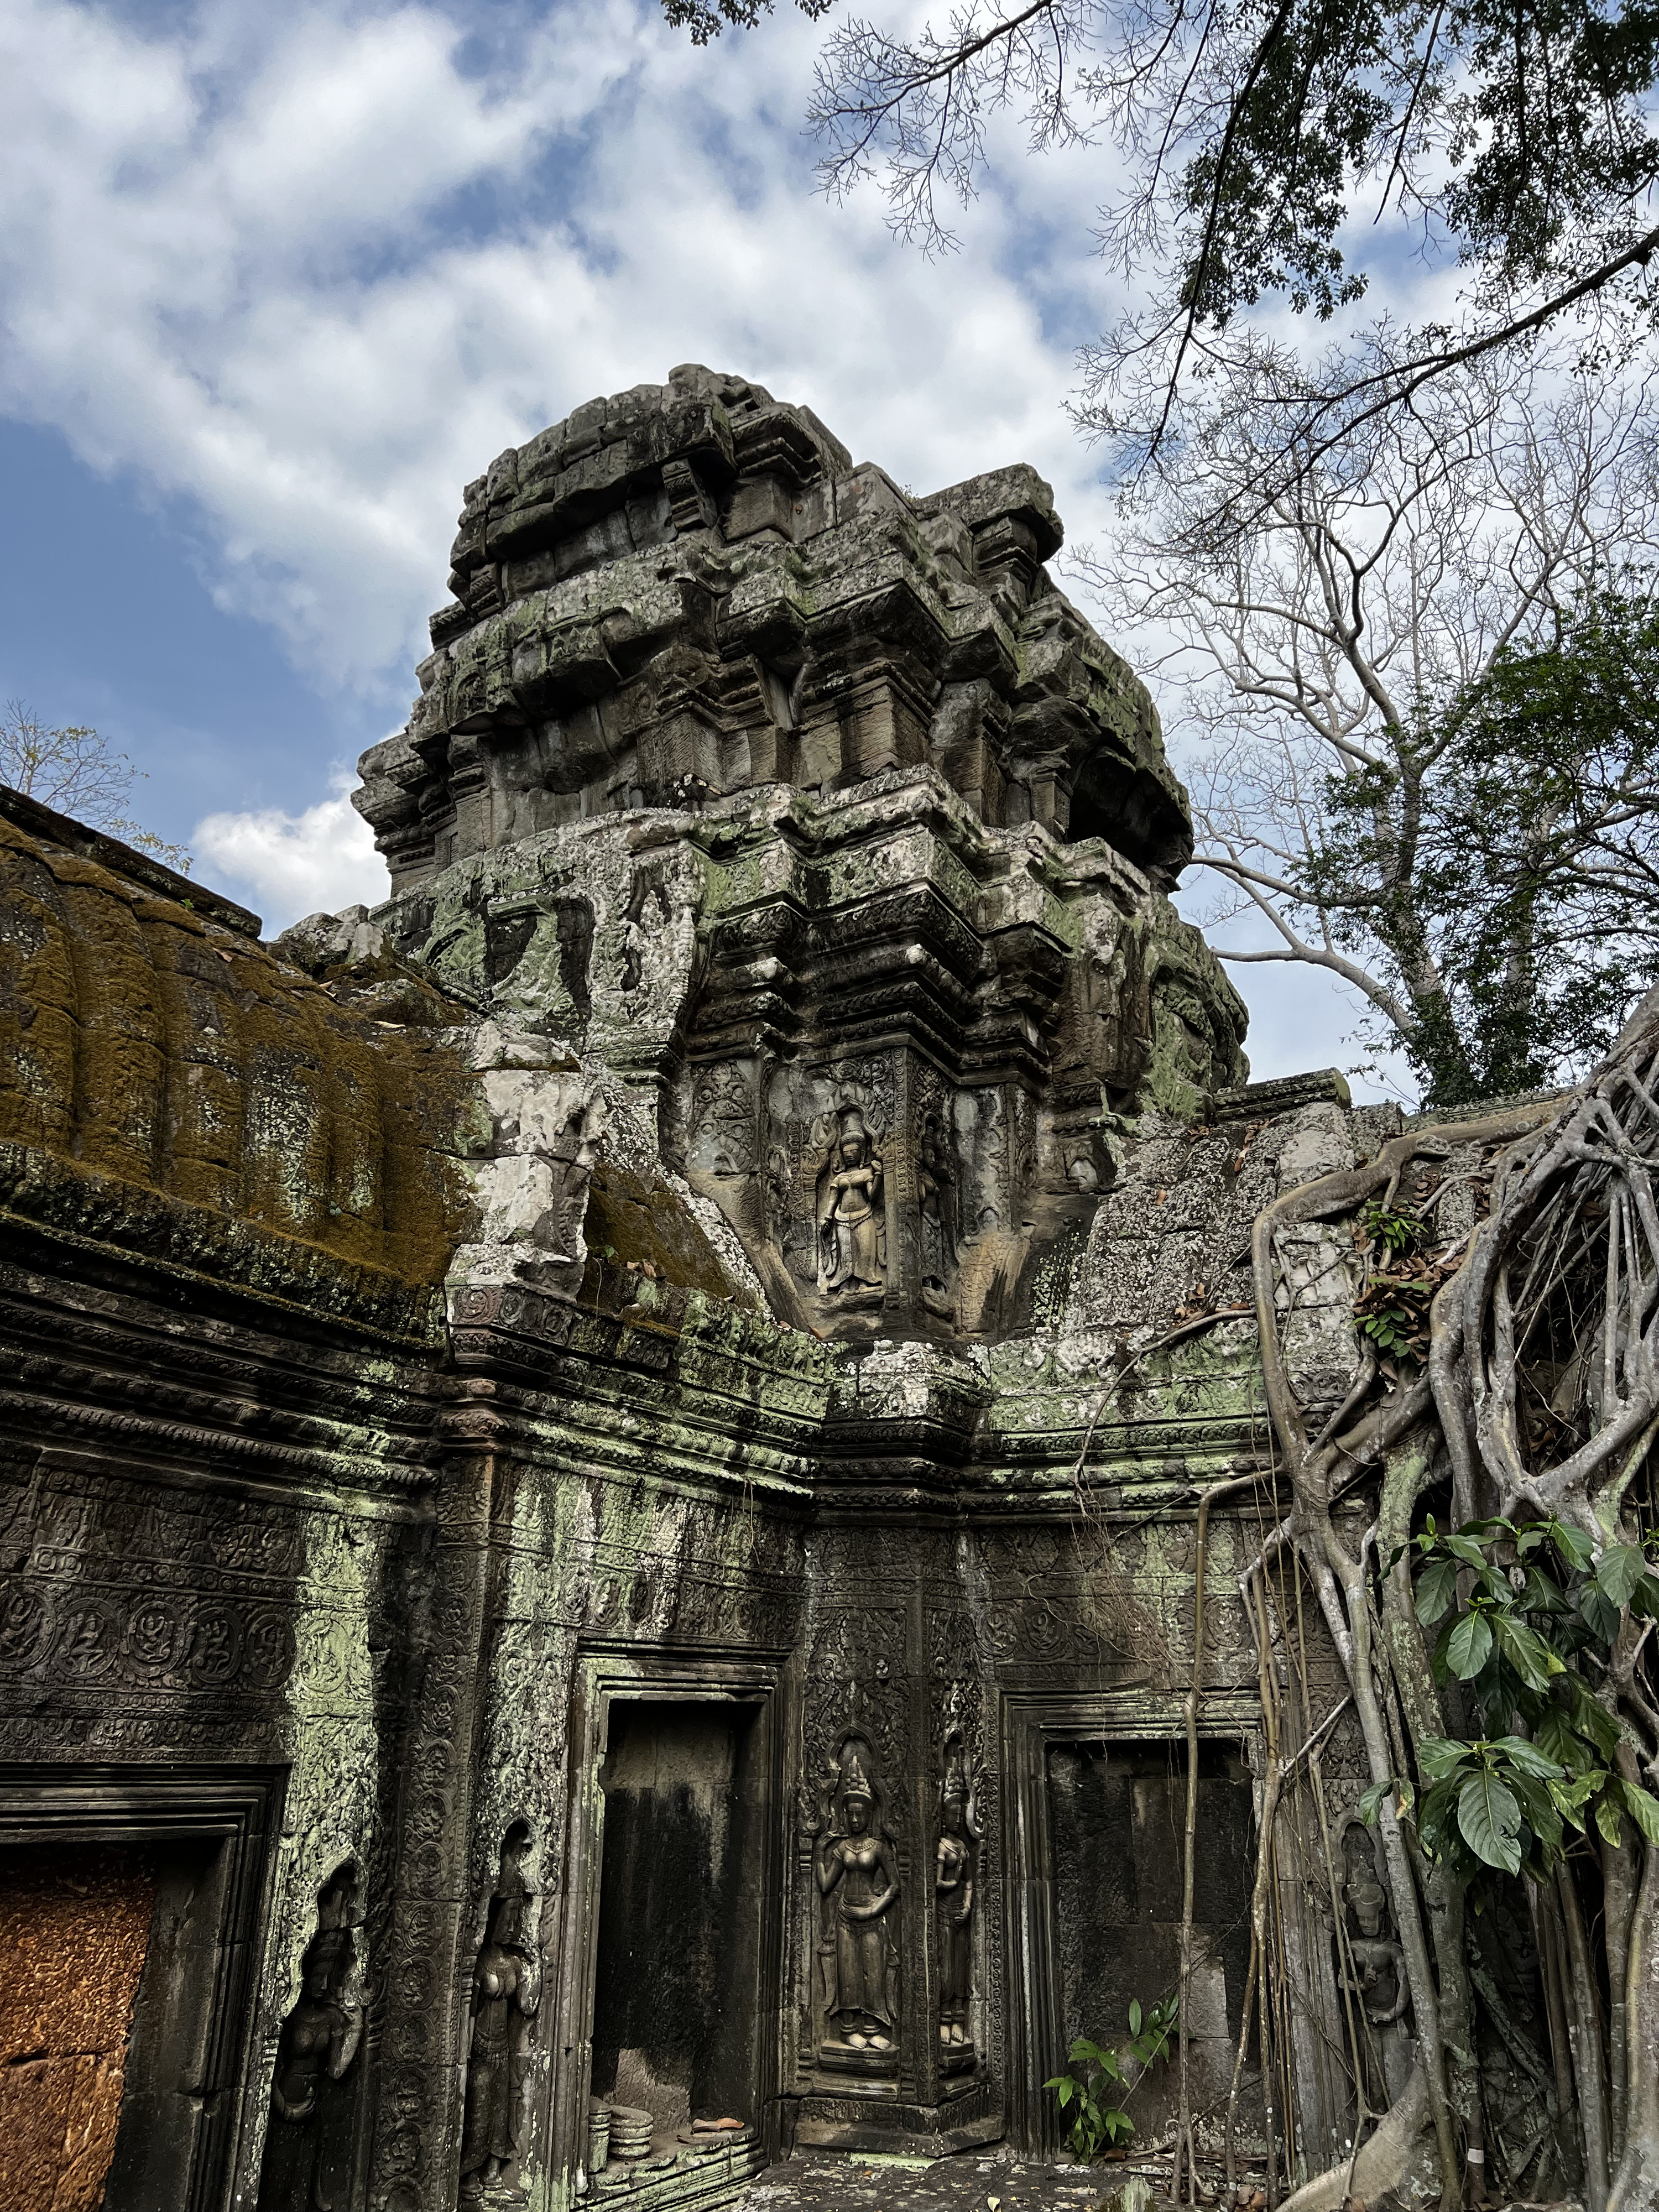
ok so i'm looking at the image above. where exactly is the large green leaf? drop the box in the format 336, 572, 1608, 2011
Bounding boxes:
1597, 1543, 1648, 1609
1458, 1769, 1523, 1872
1418, 1776, 1463, 1857
1595, 1792, 1626, 1849
1489, 1735, 1565, 1778
1551, 1521, 1595, 1573
1519, 1565, 1573, 1615
1507, 1771, 1563, 1855
1581, 1584, 1623, 1644
1548, 1771, 1605, 1820
1533, 1709, 1589, 1771
1417, 1736, 1472, 1782
1357, 1778, 1392, 1826
1572, 1680, 1623, 1758
1447, 1611, 1494, 1679
1493, 1615, 1562, 1691
1415, 1556, 1459, 1624
1620, 1780, 1659, 1843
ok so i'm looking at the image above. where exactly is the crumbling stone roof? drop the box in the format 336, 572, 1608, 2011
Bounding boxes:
354, 366, 1195, 897
0, 782, 472, 1331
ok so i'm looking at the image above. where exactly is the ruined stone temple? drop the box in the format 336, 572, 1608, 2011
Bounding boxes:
1, 367, 1407, 2211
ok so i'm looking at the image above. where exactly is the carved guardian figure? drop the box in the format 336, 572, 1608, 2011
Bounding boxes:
460, 1827, 542, 2203
816, 1113, 885, 1300
815, 1747, 900, 2058
260, 1870, 365, 2212
935, 1744, 979, 2051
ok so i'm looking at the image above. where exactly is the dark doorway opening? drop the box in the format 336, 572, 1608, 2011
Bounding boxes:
591, 1700, 765, 2146
1045, 1739, 1257, 2143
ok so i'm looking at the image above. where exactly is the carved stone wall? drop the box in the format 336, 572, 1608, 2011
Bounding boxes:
0, 380, 1404, 2210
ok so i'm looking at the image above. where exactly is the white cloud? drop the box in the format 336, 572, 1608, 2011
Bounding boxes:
194, 769, 388, 931
0, 0, 1122, 695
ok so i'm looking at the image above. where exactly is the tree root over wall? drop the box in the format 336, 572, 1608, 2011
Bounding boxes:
1175, 988, 1659, 2212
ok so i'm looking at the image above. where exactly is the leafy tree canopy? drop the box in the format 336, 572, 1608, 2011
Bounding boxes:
1305, 585, 1659, 1102
667, 0, 1659, 472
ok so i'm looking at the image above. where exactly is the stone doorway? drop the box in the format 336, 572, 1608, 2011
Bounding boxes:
0, 1765, 279, 2212
591, 1700, 767, 2145
1001, 1693, 1264, 2158
0, 1841, 155, 2212
551, 1653, 785, 2206
1045, 1740, 1256, 2148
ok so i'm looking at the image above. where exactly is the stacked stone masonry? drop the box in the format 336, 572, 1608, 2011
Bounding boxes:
0, 374, 1410, 2212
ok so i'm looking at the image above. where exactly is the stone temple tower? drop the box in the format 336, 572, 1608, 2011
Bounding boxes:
355, 364, 1248, 1346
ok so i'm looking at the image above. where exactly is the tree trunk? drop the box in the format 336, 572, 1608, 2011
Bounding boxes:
1606, 1840, 1659, 2212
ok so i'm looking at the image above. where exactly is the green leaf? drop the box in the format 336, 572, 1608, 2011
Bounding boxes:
1634, 1572, 1659, 1621
1620, 1780, 1659, 1843
1598, 1543, 1648, 1609
1551, 1521, 1595, 1573
1581, 1584, 1623, 1644
1447, 1533, 1490, 1571
1492, 1616, 1563, 1692
1534, 1710, 1588, 1771
1417, 1736, 1472, 1782
1357, 1778, 1391, 1825
1596, 1792, 1626, 1849
1489, 1735, 1565, 1778
1458, 1769, 1524, 1872
1047, 2078, 1074, 2106
1519, 1565, 1573, 1615
1416, 1556, 1459, 1624
1418, 1775, 1463, 1857
1509, 1772, 1564, 1854
1572, 1681, 1623, 1758
1447, 1611, 1494, 1679
1128, 2000, 1141, 2034
1557, 1770, 1601, 1823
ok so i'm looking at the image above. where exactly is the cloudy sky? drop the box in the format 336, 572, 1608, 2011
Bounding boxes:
0, 0, 1401, 1087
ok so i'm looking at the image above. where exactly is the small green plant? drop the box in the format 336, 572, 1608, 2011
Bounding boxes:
1353, 1199, 1439, 1368
1358, 1198, 1430, 1255
1044, 1995, 1178, 2159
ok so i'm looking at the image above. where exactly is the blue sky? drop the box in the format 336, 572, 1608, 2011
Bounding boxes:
0, 0, 1402, 1089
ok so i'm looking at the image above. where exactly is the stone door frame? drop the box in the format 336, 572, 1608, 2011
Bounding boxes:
0, 1760, 284, 2212
997, 1689, 1262, 2158
548, 1645, 790, 2194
